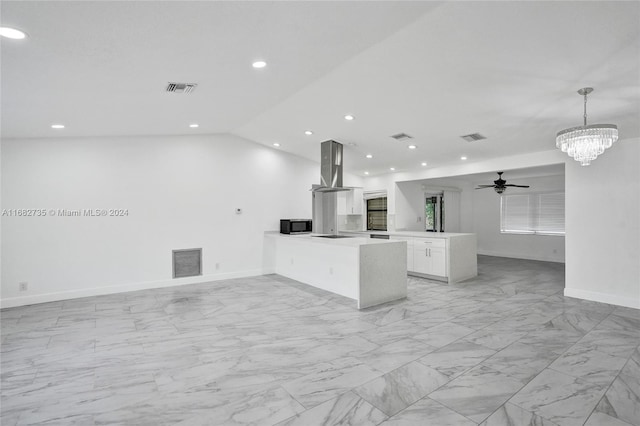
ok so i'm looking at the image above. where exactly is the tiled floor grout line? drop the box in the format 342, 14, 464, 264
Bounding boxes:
422, 393, 479, 425
351, 386, 389, 419
357, 327, 502, 423
278, 384, 308, 414
578, 350, 636, 426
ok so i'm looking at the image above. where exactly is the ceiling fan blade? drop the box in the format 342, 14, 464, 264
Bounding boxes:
475, 186, 497, 190
504, 184, 530, 188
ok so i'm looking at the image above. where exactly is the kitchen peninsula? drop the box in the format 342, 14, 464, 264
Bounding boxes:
264, 232, 407, 309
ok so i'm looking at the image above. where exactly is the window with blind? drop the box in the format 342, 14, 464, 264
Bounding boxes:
367, 197, 387, 231
500, 192, 565, 235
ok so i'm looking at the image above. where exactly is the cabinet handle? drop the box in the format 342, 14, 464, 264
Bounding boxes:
425, 248, 428, 257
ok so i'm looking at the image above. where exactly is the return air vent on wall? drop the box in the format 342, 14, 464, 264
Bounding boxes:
461, 133, 487, 142
172, 248, 202, 278
166, 82, 198, 94
390, 133, 413, 141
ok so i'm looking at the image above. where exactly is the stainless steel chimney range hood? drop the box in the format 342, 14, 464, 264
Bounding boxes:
311, 140, 350, 193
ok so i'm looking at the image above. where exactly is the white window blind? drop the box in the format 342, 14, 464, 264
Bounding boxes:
363, 190, 387, 200
537, 192, 565, 234
500, 192, 565, 235
501, 194, 531, 233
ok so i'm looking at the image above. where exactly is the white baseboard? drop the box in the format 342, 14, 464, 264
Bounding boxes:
0, 268, 269, 309
477, 250, 565, 264
564, 288, 640, 309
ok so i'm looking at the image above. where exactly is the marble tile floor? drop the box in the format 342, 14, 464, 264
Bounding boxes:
1, 255, 639, 426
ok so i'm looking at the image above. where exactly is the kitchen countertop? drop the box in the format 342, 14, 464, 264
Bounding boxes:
264, 231, 406, 247
340, 230, 476, 239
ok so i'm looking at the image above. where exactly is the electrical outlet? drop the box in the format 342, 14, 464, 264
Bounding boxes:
19, 282, 28, 292
215, 263, 220, 270
417, 216, 422, 222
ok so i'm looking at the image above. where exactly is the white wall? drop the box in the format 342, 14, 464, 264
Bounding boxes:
472, 174, 565, 263
395, 179, 472, 233
565, 138, 640, 309
419, 178, 474, 233
395, 181, 425, 231
0, 134, 359, 308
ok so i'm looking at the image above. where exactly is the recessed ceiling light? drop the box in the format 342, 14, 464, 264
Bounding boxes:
390, 167, 395, 171
421, 162, 427, 166
0, 27, 27, 40
364, 171, 369, 175
366, 154, 373, 159
344, 115, 355, 121
304, 130, 313, 135
189, 124, 199, 128
273, 143, 280, 147
252, 61, 267, 69
460, 156, 467, 160
51, 124, 65, 129
408, 145, 417, 150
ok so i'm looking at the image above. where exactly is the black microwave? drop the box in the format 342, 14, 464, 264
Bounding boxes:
280, 219, 312, 234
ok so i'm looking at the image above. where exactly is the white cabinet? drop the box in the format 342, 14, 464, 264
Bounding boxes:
390, 236, 414, 271
412, 238, 447, 278
338, 188, 364, 215
349, 188, 363, 215
337, 192, 347, 215
429, 246, 446, 277
413, 239, 429, 274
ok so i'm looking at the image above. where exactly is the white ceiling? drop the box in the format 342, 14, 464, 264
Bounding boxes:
2, 1, 639, 177
1, 1, 434, 137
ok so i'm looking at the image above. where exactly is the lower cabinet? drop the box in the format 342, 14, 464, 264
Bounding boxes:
412, 238, 447, 278
389, 235, 447, 279
428, 246, 446, 277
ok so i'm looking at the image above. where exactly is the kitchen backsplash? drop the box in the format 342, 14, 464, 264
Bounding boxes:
338, 215, 363, 231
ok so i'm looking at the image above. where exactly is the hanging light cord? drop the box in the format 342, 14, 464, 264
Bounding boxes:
583, 91, 588, 126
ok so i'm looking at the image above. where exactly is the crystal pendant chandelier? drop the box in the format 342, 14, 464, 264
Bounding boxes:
556, 87, 618, 166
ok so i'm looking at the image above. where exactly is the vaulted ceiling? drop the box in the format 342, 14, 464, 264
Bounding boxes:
2, 1, 639, 176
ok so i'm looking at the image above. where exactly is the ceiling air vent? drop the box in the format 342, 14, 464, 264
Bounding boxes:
461, 133, 487, 142
166, 82, 198, 94
390, 133, 413, 141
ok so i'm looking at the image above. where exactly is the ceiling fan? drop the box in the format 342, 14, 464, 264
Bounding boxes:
475, 172, 530, 194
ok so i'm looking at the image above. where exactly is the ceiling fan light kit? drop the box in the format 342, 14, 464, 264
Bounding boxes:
475, 172, 530, 194
556, 87, 618, 166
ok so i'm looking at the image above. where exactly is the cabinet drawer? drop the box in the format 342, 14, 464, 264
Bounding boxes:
414, 238, 446, 248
